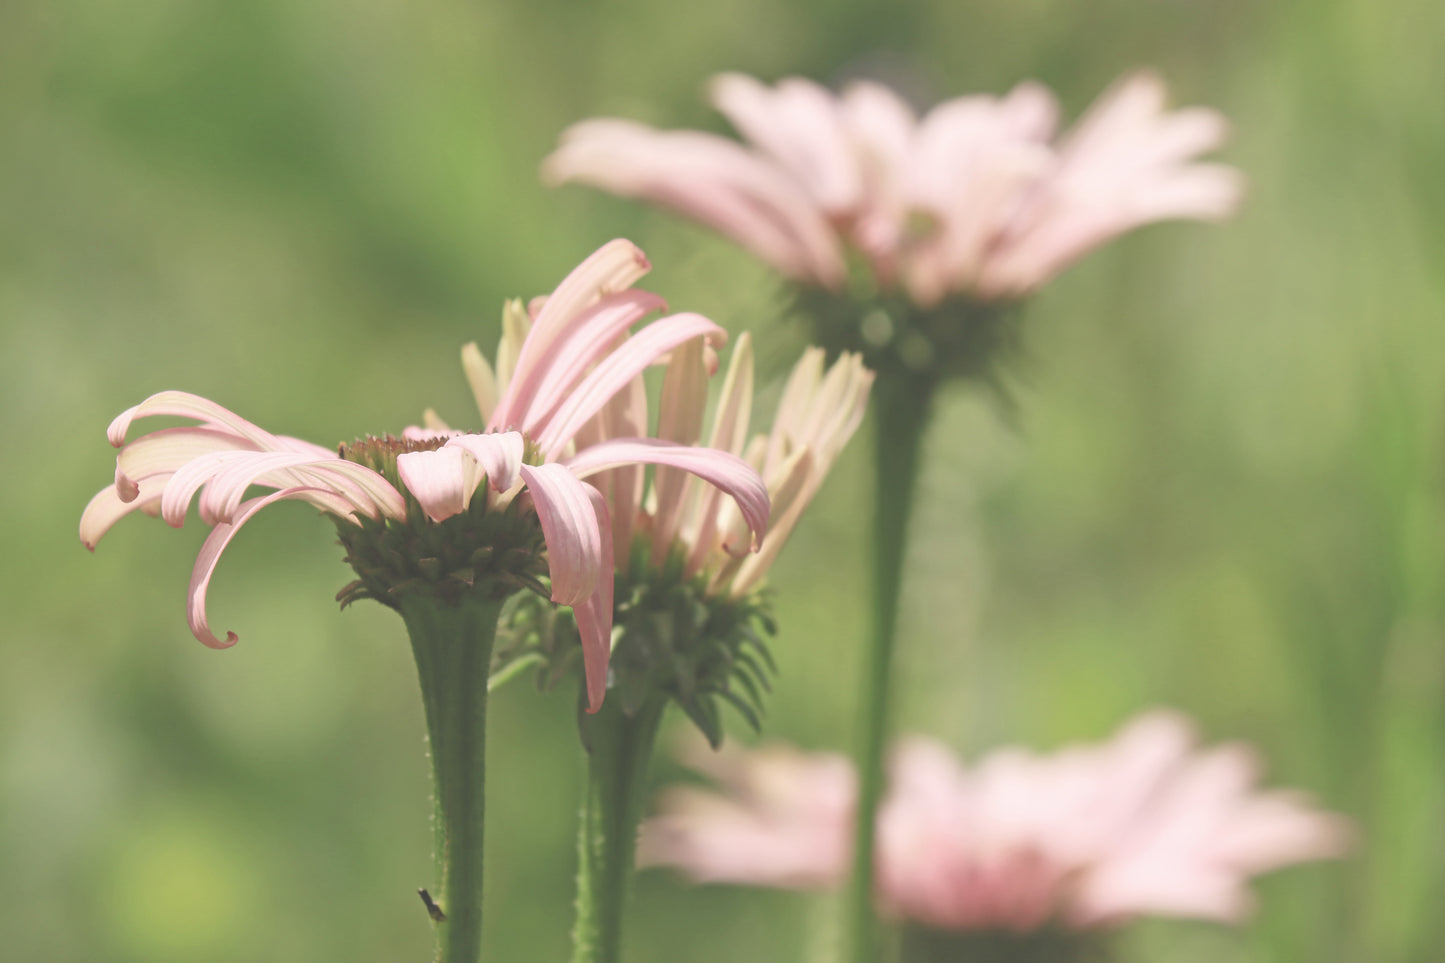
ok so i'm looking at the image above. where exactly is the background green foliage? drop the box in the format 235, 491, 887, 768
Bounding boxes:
3, 0, 1442, 959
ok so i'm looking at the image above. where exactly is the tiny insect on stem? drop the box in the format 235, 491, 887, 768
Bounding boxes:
418, 888, 447, 922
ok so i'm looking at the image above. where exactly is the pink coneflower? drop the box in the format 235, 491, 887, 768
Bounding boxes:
545, 72, 1242, 307
81, 239, 769, 714
454, 313, 870, 735
640, 711, 1349, 932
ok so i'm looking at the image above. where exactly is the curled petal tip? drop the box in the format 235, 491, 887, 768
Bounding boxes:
115, 472, 140, 503
720, 535, 750, 559
601, 237, 652, 275
204, 631, 239, 650
608, 236, 649, 266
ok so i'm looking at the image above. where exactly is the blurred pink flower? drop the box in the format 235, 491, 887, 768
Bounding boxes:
638, 739, 856, 888
545, 72, 1242, 306
82, 239, 769, 712
640, 711, 1349, 929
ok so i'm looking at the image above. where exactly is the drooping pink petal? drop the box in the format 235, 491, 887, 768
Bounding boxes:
517, 463, 605, 607
80, 476, 168, 550
187, 487, 339, 649
565, 438, 770, 549
301, 461, 408, 521
161, 450, 403, 528
160, 450, 264, 527
572, 484, 615, 713
233, 453, 405, 525
197, 450, 358, 525
107, 390, 290, 449
397, 446, 486, 523
114, 427, 265, 495
537, 313, 726, 459
268, 434, 340, 458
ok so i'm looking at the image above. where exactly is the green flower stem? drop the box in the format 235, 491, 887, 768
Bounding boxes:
401, 594, 508, 963
848, 372, 938, 963
572, 693, 669, 963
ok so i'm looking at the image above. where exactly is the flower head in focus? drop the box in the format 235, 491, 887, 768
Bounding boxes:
545, 72, 1242, 381
81, 240, 770, 713
640, 711, 1349, 939
498, 333, 872, 742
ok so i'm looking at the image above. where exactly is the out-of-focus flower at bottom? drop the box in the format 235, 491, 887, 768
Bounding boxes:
640, 710, 1350, 944
639, 740, 856, 888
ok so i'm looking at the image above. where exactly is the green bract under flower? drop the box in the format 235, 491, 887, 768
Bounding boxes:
498, 542, 776, 748
334, 434, 550, 609
795, 281, 1021, 386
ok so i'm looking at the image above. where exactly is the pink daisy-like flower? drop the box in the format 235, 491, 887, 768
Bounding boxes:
545, 71, 1242, 307
477, 328, 870, 741
81, 239, 769, 713
640, 711, 1349, 929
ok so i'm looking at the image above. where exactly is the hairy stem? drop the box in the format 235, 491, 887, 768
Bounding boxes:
401, 594, 507, 963
572, 694, 668, 963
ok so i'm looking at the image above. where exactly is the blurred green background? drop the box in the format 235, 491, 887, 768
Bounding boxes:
3, 0, 1442, 959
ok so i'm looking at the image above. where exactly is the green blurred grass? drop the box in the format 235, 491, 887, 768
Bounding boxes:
3, 0, 1443, 960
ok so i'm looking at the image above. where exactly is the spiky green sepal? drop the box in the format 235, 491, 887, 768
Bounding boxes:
498, 542, 778, 747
